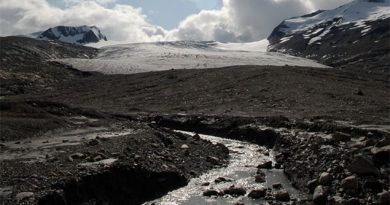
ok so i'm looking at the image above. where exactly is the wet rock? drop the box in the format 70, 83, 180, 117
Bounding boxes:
272, 183, 283, 189
16, 192, 34, 202
223, 186, 246, 197
378, 191, 390, 205
332, 196, 345, 205
180, 144, 189, 149
348, 156, 379, 176
203, 189, 220, 197
192, 134, 200, 141
313, 185, 327, 205
318, 172, 332, 185
70, 153, 85, 159
331, 132, 351, 142
255, 173, 266, 183
345, 198, 360, 205
371, 145, 390, 165
214, 177, 232, 183
87, 139, 100, 146
307, 179, 319, 193
341, 175, 358, 190
274, 190, 290, 201
257, 161, 273, 169
248, 188, 266, 199
207, 156, 220, 165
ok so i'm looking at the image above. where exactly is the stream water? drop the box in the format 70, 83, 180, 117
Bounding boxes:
146, 131, 306, 205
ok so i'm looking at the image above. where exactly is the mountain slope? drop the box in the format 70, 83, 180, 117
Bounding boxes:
34, 25, 107, 45
268, 0, 390, 72
56, 40, 327, 74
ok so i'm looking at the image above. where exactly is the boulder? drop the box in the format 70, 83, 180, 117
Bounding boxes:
248, 188, 267, 199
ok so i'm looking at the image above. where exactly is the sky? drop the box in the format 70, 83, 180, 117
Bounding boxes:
0, 0, 352, 43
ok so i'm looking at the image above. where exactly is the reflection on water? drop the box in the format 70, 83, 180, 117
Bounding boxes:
146, 131, 306, 205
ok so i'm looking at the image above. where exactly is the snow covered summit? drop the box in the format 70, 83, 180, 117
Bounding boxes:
268, 0, 390, 72
34, 25, 107, 45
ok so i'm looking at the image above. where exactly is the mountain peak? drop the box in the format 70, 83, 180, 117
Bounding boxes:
36, 25, 107, 45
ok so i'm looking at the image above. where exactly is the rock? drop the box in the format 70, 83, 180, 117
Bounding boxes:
16, 192, 34, 202
70, 153, 85, 159
181, 144, 189, 149
214, 177, 232, 183
345, 198, 360, 205
257, 161, 273, 169
348, 156, 379, 176
272, 183, 283, 189
307, 179, 319, 193
201, 182, 210, 186
207, 156, 220, 165
331, 132, 351, 142
313, 185, 327, 205
203, 189, 220, 197
274, 163, 282, 169
255, 173, 266, 183
332, 196, 345, 205
274, 190, 290, 201
371, 145, 390, 165
87, 139, 100, 146
341, 176, 358, 190
378, 191, 390, 205
192, 134, 201, 141
355, 89, 364, 96
223, 186, 246, 197
318, 172, 332, 185
248, 188, 267, 199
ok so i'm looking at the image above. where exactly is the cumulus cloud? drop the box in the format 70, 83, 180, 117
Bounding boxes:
168, 0, 352, 42
0, 0, 166, 42
0, 0, 352, 43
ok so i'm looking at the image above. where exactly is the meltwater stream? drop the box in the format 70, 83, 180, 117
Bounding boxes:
146, 131, 306, 205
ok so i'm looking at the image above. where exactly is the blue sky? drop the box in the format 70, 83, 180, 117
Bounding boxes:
48, 0, 221, 29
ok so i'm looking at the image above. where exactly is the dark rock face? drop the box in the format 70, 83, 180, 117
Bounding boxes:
37, 26, 107, 45
267, 1, 390, 72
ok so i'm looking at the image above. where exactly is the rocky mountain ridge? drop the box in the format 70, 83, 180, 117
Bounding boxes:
268, 0, 390, 72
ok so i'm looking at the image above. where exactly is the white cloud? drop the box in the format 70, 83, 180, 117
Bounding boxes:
168, 0, 352, 42
0, 0, 352, 43
0, 0, 166, 43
